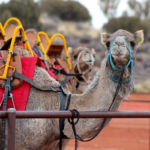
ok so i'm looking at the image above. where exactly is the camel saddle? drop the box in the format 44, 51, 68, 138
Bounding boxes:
49, 44, 69, 73
5, 24, 20, 40
25, 28, 38, 49
0, 38, 22, 89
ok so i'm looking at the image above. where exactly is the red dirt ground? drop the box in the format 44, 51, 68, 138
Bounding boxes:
66, 93, 150, 150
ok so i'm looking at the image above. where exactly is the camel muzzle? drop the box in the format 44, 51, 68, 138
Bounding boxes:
105, 36, 133, 83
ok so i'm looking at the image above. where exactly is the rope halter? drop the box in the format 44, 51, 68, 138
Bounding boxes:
72, 50, 94, 85
105, 36, 133, 83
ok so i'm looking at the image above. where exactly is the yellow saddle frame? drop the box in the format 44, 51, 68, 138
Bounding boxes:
37, 32, 72, 70
3, 17, 23, 30
38, 32, 49, 44
0, 26, 34, 80
1, 17, 34, 56
36, 33, 50, 63
0, 23, 7, 42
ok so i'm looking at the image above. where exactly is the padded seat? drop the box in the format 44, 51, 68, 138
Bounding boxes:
0, 50, 22, 89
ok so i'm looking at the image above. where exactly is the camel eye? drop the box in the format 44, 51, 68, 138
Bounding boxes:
106, 42, 110, 48
130, 41, 135, 48
74, 55, 77, 59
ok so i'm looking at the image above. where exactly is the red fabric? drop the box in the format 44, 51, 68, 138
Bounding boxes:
17, 43, 59, 80
17, 43, 70, 82
0, 57, 38, 111
47, 70, 58, 81
0, 57, 61, 111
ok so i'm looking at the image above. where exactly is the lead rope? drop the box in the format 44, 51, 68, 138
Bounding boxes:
68, 69, 125, 149
67, 109, 80, 150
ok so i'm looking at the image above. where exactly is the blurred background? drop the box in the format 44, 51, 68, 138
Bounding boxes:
1, 0, 150, 149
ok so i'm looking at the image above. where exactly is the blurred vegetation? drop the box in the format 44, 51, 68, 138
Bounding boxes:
103, 16, 150, 37
0, 0, 42, 30
0, 0, 91, 30
99, 0, 150, 38
40, 0, 91, 22
128, 0, 150, 19
99, 0, 120, 19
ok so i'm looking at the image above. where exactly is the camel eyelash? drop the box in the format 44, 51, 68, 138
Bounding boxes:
130, 41, 135, 47
106, 42, 110, 48
74, 55, 77, 59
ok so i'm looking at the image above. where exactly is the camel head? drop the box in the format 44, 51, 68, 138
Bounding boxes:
68, 47, 95, 74
101, 29, 144, 83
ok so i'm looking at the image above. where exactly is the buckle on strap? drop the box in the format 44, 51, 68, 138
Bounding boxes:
0, 93, 15, 109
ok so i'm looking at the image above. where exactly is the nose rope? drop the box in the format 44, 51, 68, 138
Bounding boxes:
105, 37, 133, 83
73, 51, 93, 85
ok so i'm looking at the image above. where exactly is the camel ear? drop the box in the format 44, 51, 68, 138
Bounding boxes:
68, 47, 73, 55
91, 48, 95, 54
101, 33, 110, 45
68, 47, 73, 57
134, 30, 144, 45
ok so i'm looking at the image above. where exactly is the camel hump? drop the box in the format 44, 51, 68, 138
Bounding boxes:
32, 66, 60, 89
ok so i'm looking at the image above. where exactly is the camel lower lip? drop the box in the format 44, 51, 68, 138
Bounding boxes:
85, 61, 93, 65
112, 54, 125, 57
112, 55, 125, 60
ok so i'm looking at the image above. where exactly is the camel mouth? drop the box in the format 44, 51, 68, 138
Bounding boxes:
111, 54, 126, 62
85, 61, 94, 65
111, 54, 128, 67
109, 56, 131, 81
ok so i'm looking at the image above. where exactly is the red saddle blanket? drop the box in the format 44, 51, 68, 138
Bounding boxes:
0, 57, 58, 111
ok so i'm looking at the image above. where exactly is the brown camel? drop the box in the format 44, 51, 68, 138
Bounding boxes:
23, 29, 95, 93
0, 29, 144, 150
57, 47, 95, 94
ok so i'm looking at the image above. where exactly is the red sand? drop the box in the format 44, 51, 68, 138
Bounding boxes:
66, 93, 150, 150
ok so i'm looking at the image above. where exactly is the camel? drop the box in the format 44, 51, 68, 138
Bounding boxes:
24, 29, 95, 93
0, 29, 143, 150
57, 47, 95, 94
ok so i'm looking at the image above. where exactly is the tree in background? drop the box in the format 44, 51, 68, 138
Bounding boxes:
0, 0, 41, 30
0, 9, 12, 24
40, 0, 91, 22
99, 0, 120, 19
103, 16, 142, 33
128, 0, 150, 19
103, 16, 150, 38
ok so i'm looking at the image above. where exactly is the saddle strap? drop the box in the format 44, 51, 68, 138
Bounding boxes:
60, 76, 72, 88
59, 94, 71, 150
1, 77, 11, 150
49, 67, 82, 77
12, 72, 61, 92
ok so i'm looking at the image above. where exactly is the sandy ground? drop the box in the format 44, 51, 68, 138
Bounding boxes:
66, 93, 150, 150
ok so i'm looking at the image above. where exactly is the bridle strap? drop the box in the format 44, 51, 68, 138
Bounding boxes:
72, 51, 93, 85
105, 37, 133, 83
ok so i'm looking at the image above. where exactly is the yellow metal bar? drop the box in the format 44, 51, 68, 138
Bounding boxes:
38, 32, 49, 44
0, 26, 34, 80
45, 34, 72, 70
36, 34, 51, 64
0, 23, 7, 42
3, 17, 22, 30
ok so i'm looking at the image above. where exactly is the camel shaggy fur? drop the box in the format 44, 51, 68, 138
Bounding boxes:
0, 29, 144, 150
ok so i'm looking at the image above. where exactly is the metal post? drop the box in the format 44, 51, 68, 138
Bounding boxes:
7, 108, 16, 150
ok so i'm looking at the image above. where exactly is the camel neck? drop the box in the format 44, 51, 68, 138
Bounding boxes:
63, 58, 133, 139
